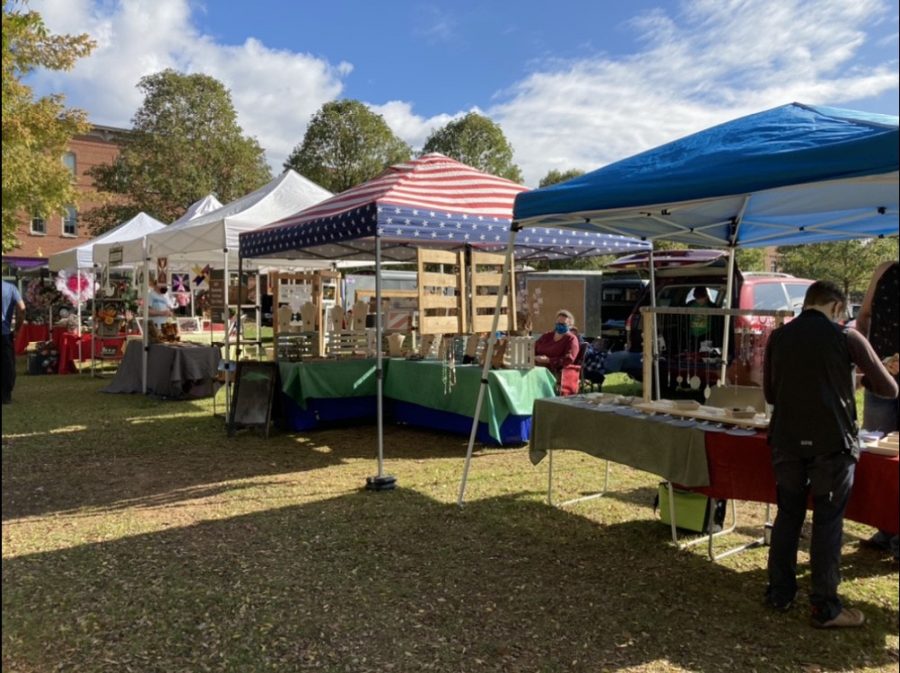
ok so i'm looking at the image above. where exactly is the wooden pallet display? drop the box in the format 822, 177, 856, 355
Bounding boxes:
271, 270, 342, 356
417, 248, 467, 335
469, 250, 517, 334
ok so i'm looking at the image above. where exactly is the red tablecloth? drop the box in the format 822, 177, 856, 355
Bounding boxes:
14, 324, 49, 354
693, 431, 899, 535
57, 333, 127, 374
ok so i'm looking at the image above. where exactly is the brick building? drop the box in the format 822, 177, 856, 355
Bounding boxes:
3, 124, 128, 268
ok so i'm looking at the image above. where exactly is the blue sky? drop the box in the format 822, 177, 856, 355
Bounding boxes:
28, 0, 900, 186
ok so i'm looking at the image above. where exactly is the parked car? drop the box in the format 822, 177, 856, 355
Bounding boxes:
604, 251, 814, 396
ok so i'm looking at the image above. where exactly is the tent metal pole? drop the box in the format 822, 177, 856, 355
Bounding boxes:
141, 239, 150, 394
223, 249, 231, 416
648, 245, 661, 400
720, 246, 737, 385
236, 254, 243, 362
366, 232, 395, 491
77, 267, 84, 373
458, 227, 518, 506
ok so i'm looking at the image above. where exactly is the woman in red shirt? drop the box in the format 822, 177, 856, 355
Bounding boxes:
534, 309, 580, 375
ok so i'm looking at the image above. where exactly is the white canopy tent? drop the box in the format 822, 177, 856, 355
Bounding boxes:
50, 212, 166, 272
168, 193, 223, 228
98, 171, 333, 396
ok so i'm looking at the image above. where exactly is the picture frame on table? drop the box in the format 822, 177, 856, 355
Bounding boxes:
176, 317, 201, 334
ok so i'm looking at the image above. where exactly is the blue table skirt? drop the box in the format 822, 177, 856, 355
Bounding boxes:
280, 394, 378, 431
392, 400, 532, 446
278, 393, 532, 445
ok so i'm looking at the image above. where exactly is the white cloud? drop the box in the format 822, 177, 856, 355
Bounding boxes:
25, 0, 898, 189
28, 0, 349, 172
491, 0, 899, 184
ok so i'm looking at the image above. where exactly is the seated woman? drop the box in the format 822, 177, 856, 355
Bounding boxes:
534, 309, 580, 376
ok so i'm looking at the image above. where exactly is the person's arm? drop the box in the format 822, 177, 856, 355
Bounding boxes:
846, 328, 899, 399
855, 260, 892, 337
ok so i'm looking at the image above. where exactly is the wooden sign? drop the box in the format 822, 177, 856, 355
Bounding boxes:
227, 361, 278, 438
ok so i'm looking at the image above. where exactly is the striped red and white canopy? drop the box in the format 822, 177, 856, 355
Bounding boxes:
240, 154, 649, 262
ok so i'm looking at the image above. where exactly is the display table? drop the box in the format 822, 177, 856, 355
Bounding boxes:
14, 323, 50, 354
385, 360, 557, 445
530, 397, 899, 535
102, 341, 222, 399
695, 431, 899, 535
529, 397, 709, 486
278, 359, 384, 430
57, 332, 127, 374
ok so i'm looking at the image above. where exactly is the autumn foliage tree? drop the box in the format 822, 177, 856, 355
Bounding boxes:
86, 69, 272, 232
284, 99, 411, 193
1, 0, 94, 251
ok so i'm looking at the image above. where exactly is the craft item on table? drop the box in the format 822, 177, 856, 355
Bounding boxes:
350, 300, 369, 331
505, 336, 536, 370
388, 332, 405, 358
276, 305, 293, 333
300, 302, 317, 332
441, 340, 457, 395
723, 406, 758, 420
672, 399, 701, 410
418, 334, 439, 359
490, 338, 508, 369
330, 304, 345, 332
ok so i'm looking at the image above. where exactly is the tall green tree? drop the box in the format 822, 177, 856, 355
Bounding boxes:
1, 0, 94, 251
86, 69, 271, 232
538, 168, 584, 188
777, 238, 898, 299
422, 112, 523, 183
284, 99, 410, 193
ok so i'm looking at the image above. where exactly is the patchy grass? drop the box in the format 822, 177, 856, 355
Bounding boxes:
2, 365, 897, 673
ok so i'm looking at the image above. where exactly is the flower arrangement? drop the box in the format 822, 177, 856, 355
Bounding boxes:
55, 270, 96, 304
24, 279, 64, 323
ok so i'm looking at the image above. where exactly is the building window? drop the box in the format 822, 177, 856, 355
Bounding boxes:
62, 151, 76, 176
30, 214, 46, 235
62, 206, 77, 236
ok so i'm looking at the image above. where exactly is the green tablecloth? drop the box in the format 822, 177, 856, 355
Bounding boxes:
279, 359, 383, 409
384, 360, 557, 443
530, 398, 710, 487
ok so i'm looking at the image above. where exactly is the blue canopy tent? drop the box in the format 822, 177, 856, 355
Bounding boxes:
240, 154, 649, 489
458, 103, 899, 503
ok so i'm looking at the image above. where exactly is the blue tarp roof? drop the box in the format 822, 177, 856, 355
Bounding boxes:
513, 103, 899, 248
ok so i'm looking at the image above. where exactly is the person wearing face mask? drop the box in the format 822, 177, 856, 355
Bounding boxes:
534, 309, 580, 375
763, 280, 898, 629
147, 277, 175, 328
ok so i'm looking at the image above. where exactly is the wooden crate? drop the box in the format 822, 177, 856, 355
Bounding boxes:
469, 250, 516, 333
417, 248, 467, 335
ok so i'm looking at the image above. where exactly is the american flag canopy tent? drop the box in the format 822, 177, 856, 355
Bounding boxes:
239, 154, 649, 262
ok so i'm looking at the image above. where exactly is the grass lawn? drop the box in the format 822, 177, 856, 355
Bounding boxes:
2, 368, 897, 672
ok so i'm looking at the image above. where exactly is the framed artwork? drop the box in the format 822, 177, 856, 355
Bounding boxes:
176, 317, 201, 334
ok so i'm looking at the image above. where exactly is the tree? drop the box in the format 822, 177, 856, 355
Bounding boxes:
776, 238, 898, 299
284, 100, 410, 193
86, 69, 271, 232
422, 112, 523, 183
1, 1, 94, 251
539, 168, 584, 188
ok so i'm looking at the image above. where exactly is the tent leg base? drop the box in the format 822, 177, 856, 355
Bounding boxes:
365, 475, 397, 491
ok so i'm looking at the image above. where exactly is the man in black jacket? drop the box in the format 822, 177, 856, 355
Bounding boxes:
763, 280, 898, 628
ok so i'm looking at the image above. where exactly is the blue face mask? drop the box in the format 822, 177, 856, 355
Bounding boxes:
554, 322, 569, 335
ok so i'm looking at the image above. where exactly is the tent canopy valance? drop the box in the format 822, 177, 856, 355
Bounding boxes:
240, 154, 650, 262
512, 103, 899, 248
51, 212, 166, 271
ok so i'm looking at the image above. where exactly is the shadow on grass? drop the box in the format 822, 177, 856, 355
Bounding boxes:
2, 368, 514, 520
3, 489, 897, 673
